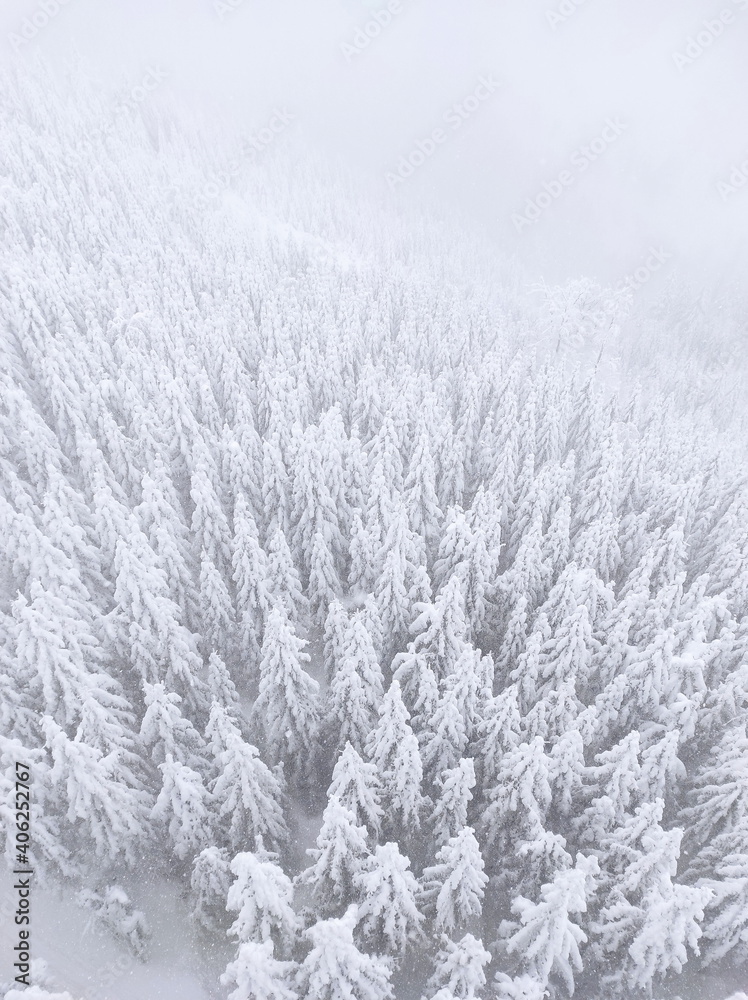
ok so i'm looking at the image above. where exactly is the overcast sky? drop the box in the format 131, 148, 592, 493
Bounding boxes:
3, 0, 747, 293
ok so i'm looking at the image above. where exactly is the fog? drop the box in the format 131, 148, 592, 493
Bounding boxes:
3, 0, 747, 292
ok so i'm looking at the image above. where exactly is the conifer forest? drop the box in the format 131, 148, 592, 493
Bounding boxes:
0, 10, 747, 1000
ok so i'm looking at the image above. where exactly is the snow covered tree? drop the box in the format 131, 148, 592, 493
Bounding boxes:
356, 842, 425, 955
410, 575, 468, 679
326, 614, 383, 756
680, 723, 748, 848
366, 680, 423, 840
426, 934, 491, 1000
77, 884, 151, 959
151, 754, 211, 861
206, 650, 240, 710
481, 736, 552, 855
308, 529, 342, 625
430, 758, 477, 847
9, 582, 112, 732
328, 742, 384, 839
43, 716, 151, 864
139, 682, 206, 769
265, 523, 308, 622
700, 845, 748, 965
190, 461, 232, 579
113, 529, 206, 710
253, 605, 320, 788
502, 853, 599, 997
232, 494, 271, 674
420, 827, 488, 936
135, 463, 198, 626
421, 686, 468, 787
297, 906, 393, 1000
190, 846, 233, 932
300, 796, 370, 917
199, 547, 236, 661
227, 849, 298, 954
209, 732, 288, 853
222, 939, 298, 1000
590, 804, 711, 993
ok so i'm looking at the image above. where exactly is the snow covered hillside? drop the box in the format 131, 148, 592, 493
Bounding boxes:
1, 69, 747, 1000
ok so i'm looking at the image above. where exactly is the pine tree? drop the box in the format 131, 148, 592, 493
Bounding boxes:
591, 804, 711, 993
227, 849, 298, 954
404, 418, 442, 551
328, 743, 384, 839
323, 600, 349, 684
135, 463, 198, 627
421, 687, 468, 787
481, 736, 552, 854
140, 682, 206, 769
191, 846, 233, 932
151, 754, 211, 861
502, 853, 599, 997
700, 845, 748, 965
113, 529, 206, 710
308, 529, 342, 625
475, 684, 522, 792
9, 582, 117, 733
430, 758, 477, 847
680, 723, 748, 848
366, 681, 423, 840
232, 493, 271, 671
426, 934, 491, 1000
190, 460, 233, 579
221, 939, 299, 1000
326, 614, 384, 756
348, 509, 377, 592
420, 827, 488, 936
356, 842, 425, 955
410, 575, 468, 679
300, 796, 370, 918
43, 716, 151, 864
297, 906, 393, 1000
253, 605, 320, 787
199, 548, 236, 661
206, 650, 240, 710
209, 732, 288, 853
265, 524, 308, 622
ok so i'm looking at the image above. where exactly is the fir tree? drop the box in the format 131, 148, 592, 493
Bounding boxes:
297, 906, 393, 1000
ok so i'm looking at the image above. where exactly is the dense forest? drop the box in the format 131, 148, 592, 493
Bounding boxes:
0, 69, 747, 1000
